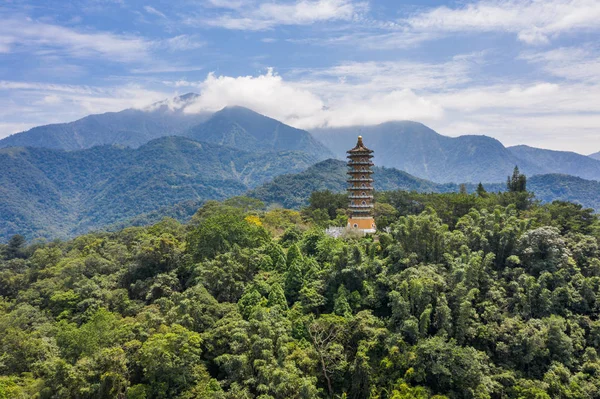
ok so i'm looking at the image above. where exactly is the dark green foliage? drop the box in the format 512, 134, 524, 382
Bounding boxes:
307, 190, 348, 220
2, 192, 600, 398
187, 203, 269, 261
508, 166, 527, 192
476, 182, 487, 197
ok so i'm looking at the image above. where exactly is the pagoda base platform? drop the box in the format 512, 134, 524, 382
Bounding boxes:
347, 217, 376, 233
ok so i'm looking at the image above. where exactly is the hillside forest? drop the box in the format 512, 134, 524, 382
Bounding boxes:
2, 172, 600, 398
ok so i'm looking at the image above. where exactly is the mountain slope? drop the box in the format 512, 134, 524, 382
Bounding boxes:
527, 174, 600, 209
311, 122, 543, 183
248, 159, 600, 211
0, 137, 317, 240
186, 106, 332, 159
248, 159, 458, 209
0, 94, 210, 150
588, 151, 600, 161
509, 145, 600, 182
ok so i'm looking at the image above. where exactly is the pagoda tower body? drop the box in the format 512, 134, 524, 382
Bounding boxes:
347, 136, 376, 233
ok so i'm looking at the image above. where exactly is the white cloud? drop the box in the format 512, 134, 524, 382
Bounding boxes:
161, 35, 206, 51
300, 54, 479, 91
520, 46, 600, 82
204, 0, 246, 9
144, 5, 167, 18
170, 62, 600, 153
404, 0, 600, 45
179, 69, 443, 128
0, 17, 152, 62
198, 0, 367, 30
0, 17, 203, 64
183, 68, 325, 120
0, 81, 172, 138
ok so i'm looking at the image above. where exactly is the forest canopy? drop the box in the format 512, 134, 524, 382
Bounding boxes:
1, 186, 600, 398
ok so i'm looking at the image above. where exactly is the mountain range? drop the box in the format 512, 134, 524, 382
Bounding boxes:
0, 95, 332, 160
590, 151, 600, 161
311, 122, 600, 183
248, 159, 600, 211
2, 94, 600, 240
3, 94, 600, 184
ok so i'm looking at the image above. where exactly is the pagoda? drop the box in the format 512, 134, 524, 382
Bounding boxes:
347, 136, 376, 233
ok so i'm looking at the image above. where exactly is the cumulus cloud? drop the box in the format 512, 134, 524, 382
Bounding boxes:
183, 69, 325, 121
176, 69, 443, 128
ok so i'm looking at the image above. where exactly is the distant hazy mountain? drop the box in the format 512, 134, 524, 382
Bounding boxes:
0, 137, 318, 240
589, 151, 600, 161
311, 122, 542, 183
249, 159, 600, 211
1, 97, 331, 160
0, 93, 211, 150
185, 106, 332, 159
508, 145, 600, 182
312, 122, 600, 183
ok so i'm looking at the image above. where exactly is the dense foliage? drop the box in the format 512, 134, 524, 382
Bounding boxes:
0, 137, 317, 241
2, 189, 600, 398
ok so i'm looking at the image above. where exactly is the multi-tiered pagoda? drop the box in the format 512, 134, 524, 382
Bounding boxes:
347, 136, 376, 233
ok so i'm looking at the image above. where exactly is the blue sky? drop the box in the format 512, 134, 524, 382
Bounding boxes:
1, 0, 599, 153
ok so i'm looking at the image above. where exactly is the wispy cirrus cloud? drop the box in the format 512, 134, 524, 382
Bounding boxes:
297, 0, 600, 50
143, 5, 167, 18
0, 17, 152, 62
520, 46, 600, 82
193, 0, 368, 30
402, 0, 600, 45
0, 17, 205, 64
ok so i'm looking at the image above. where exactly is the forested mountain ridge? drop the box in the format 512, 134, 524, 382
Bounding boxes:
509, 145, 600, 182
0, 94, 210, 150
0, 137, 318, 240
185, 106, 332, 159
1, 188, 600, 398
312, 122, 600, 183
249, 159, 600, 211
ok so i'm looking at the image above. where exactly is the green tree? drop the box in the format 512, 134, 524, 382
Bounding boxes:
507, 166, 527, 193
137, 324, 205, 398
